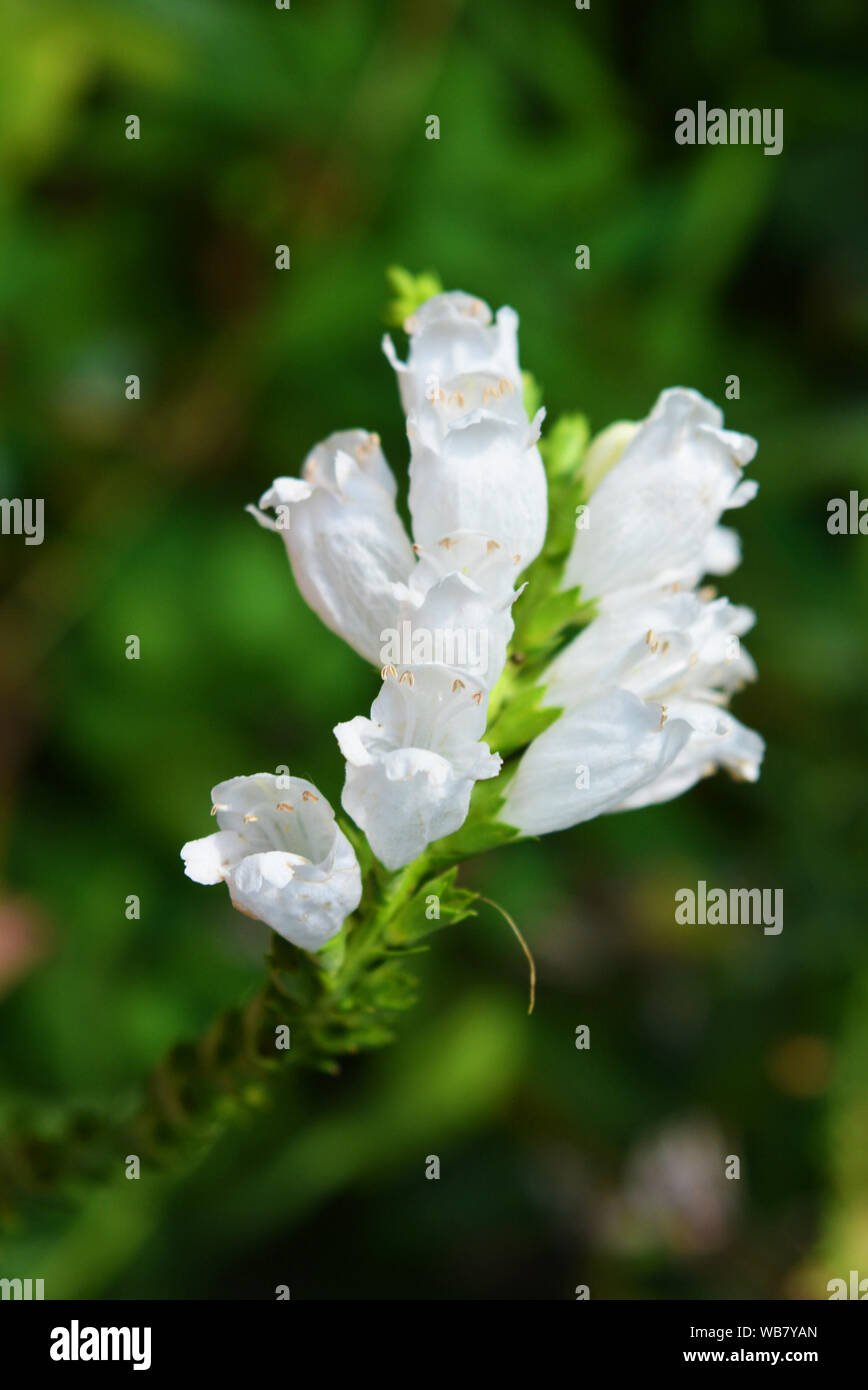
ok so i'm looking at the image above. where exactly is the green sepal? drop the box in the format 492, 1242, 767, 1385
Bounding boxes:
529, 411, 593, 568
540, 411, 590, 481
433, 771, 520, 861
339, 815, 374, 881
362, 963, 420, 1012
384, 266, 443, 328
518, 584, 583, 650
485, 681, 561, 758
387, 865, 479, 945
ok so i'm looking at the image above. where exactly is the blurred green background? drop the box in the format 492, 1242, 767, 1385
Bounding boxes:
1, 0, 866, 1299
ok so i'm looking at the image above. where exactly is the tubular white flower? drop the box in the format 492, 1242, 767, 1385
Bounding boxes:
385, 575, 512, 689
564, 388, 757, 604
334, 665, 501, 870
503, 590, 764, 837
382, 291, 522, 418
383, 290, 548, 567
502, 689, 693, 836
181, 774, 362, 951
387, 532, 524, 689
544, 591, 758, 709
248, 430, 414, 664
407, 402, 548, 567
614, 706, 764, 811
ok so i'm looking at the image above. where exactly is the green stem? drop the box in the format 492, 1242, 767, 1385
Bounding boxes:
330, 852, 434, 1000
0, 851, 438, 1223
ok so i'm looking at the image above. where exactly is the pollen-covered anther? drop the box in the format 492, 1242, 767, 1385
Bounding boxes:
659, 705, 668, 729
448, 392, 465, 408
399, 670, 415, 686
302, 790, 319, 802
451, 677, 466, 692
381, 663, 398, 680
645, 629, 659, 653
471, 691, 483, 705
729, 759, 752, 782
276, 802, 294, 812
486, 539, 501, 553
211, 803, 229, 815
498, 377, 514, 395
242, 814, 258, 824
354, 432, 381, 461
438, 536, 454, 549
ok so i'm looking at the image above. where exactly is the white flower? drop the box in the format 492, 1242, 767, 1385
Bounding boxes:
502, 590, 764, 836
181, 773, 362, 951
614, 707, 763, 812
544, 590, 758, 708
384, 290, 548, 567
407, 401, 548, 567
382, 291, 522, 417
334, 665, 501, 870
564, 388, 757, 604
387, 532, 525, 688
501, 689, 693, 836
248, 430, 414, 664
403, 529, 524, 604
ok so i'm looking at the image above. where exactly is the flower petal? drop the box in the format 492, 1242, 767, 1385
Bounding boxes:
502, 689, 692, 836
335, 665, 501, 868
383, 292, 521, 417
181, 773, 361, 950
250, 431, 414, 662
408, 407, 547, 567
564, 388, 757, 601
613, 709, 765, 811
181, 830, 248, 885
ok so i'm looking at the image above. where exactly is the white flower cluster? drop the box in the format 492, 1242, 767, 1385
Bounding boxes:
249, 292, 547, 874
181, 289, 763, 952
503, 387, 764, 834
